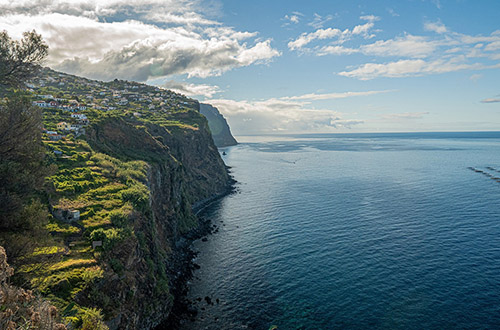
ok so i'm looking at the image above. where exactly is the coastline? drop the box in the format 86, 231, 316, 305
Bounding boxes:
155, 176, 236, 329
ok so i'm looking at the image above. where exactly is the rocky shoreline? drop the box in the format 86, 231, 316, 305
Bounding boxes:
156, 179, 236, 329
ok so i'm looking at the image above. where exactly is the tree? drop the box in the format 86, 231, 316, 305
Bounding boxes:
0, 31, 51, 259
0, 30, 48, 88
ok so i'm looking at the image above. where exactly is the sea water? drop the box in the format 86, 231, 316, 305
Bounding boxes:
182, 132, 500, 330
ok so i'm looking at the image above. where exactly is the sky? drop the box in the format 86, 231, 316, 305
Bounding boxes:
1, 0, 499, 135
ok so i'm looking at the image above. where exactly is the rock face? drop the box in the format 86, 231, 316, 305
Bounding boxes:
199, 103, 237, 147
84, 112, 233, 329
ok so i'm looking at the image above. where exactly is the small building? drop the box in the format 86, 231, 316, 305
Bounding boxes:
57, 122, 71, 131
33, 100, 49, 107
48, 133, 63, 141
78, 118, 90, 126
71, 113, 87, 120
92, 241, 103, 250
52, 209, 80, 223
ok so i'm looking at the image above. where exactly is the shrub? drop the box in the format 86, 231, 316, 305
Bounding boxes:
89, 228, 126, 251
119, 184, 149, 211
108, 207, 131, 228
81, 308, 108, 330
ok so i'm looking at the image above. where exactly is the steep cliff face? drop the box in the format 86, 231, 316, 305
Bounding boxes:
199, 103, 237, 147
83, 111, 232, 329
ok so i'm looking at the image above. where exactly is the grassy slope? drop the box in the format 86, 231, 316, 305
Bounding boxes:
15, 68, 210, 327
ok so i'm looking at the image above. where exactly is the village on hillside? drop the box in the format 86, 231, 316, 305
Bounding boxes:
27, 68, 199, 143
0, 67, 208, 325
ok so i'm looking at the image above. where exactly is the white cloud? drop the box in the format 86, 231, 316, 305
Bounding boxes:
288, 14, 500, 79
0, 0, 216, 24
204, 90, 386, 134
283, 14, 301, 25
361, 35, 437, 58
204, 89, 393, 134
161, 80, 220, 98
338, 58, 490, 80
360, 15, 380, 22
288, 27, 342, 50
308, 13, 334, 29
0, 1, 280, 81
288, 18, 377, 51
485, 41, 500, 51
424, 21, 448, 34
352, 22, 375, 36
206, 98, 363, 134
286, 17, 500, 79
318, 45, 359, 55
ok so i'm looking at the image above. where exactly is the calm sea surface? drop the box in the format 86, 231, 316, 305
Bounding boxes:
182, 132, 500, 330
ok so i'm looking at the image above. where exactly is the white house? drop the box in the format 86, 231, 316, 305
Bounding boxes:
71, 113, 87, 120
33, 101, 49, 107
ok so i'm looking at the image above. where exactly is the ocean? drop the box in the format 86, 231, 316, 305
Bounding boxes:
181, 132, 500, 330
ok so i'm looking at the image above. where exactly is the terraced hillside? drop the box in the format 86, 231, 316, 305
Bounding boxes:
9, 68, 232, 329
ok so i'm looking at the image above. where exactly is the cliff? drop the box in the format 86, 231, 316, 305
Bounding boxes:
82, 113, 232, 328
6, 69, 234, 329
199, 103, 238, 147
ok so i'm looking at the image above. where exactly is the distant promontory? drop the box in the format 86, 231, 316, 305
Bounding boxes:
200, 103, 237, 147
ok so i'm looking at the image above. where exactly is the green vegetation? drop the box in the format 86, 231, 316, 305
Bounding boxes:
1, 29, 221, 329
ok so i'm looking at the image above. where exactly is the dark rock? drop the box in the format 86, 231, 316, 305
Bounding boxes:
199, 103, 237, 147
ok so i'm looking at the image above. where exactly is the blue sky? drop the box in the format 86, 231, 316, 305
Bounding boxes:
1, 0, 499, 134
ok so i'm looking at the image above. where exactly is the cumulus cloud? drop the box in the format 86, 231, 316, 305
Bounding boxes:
0, 0, 218, 25
0, 1, 280, 81
161, 81, 220, 98
288, 19, 376, 51
288, 15, 500, 79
